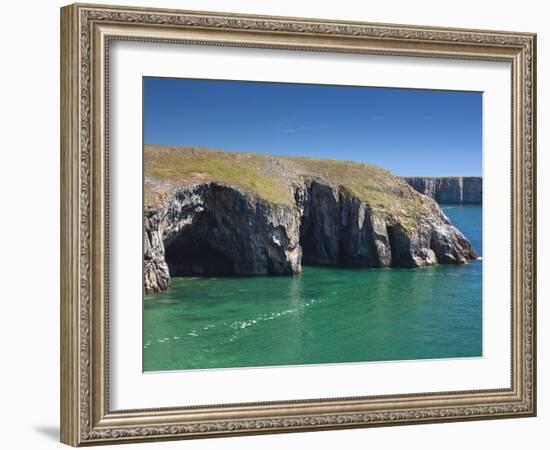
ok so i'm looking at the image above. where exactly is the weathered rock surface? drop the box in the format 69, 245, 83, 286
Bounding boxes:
161, 184, 302, 277
144, 210, 171, 294
403, 177, 483, 204
144, 179, 478, 294
403, 177, 482, 204
463, 177, 483, 204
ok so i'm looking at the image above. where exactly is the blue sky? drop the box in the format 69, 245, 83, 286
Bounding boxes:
143, 77, 482, 176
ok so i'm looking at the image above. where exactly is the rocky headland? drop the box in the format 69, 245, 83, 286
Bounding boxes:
403, 177, 482, 204
144, 146, 478, 294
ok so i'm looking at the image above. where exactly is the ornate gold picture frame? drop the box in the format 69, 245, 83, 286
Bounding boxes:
60, 3, 536, 446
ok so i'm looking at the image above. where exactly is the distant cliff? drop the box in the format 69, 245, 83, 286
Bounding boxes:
402, 177, 482, 204
144, 146, 478, 294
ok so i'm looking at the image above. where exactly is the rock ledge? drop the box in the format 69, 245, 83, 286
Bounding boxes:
144, 179, 477, 294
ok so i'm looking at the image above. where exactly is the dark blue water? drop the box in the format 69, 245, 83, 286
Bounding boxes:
143, 205, 482, 371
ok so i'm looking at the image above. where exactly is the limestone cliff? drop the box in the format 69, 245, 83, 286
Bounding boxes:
403, 177, 482, 204
144, 146, 478, 294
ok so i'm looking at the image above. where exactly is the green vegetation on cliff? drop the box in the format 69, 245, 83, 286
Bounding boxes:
144, 145, 428, 222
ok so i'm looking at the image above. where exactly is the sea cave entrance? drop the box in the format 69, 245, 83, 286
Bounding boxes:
163, 213, 236, 277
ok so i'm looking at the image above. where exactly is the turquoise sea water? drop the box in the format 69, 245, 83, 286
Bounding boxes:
143, 205, 482, 372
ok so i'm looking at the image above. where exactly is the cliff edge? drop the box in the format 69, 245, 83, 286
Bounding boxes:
403, 177, 482, 204
144, 146, 478, 294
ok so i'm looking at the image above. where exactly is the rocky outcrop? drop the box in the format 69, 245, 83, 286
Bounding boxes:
403, 177, 482, 204
162, 184, 302, 276
296, 181, 393, 267
144, 180, 478, 294
144, 183, 302, 293
463, 177, 483, 203
144, 210, 171, 294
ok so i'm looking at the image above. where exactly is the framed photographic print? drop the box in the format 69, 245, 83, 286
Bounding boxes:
60, 3, 537, 446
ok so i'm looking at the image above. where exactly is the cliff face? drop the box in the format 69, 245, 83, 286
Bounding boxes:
161, 183, 302, 278
144, 180, 477, 294
462, 177, 483, 203
144, 210, 170, 294
143, 146, 478, 294
403, 177, 482, 204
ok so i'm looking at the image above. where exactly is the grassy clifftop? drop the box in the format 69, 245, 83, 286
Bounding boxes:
144, 145, 428, 220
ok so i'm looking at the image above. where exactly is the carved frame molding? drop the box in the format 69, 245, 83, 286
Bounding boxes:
60, 3, 536, 446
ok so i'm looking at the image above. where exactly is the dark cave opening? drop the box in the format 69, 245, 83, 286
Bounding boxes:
298, 212, 341, 266
299, 215, 328, 266
299, 220, 319, 266
163, 214, 236, 277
